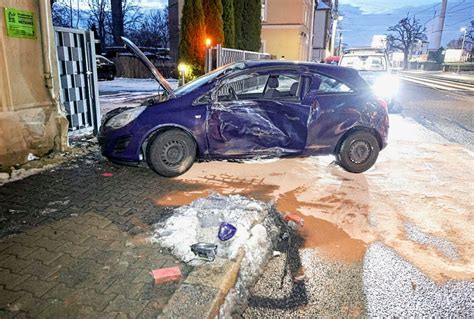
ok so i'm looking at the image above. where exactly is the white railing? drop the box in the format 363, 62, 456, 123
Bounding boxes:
205, 44, 272, 72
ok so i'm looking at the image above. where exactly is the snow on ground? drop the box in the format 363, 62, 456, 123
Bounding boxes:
150, 193, 272, 266
98, 77, 178, 114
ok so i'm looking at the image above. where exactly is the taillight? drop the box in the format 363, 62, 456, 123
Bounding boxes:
376, 98, 388, 112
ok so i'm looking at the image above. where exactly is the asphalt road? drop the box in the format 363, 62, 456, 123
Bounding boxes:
396, 79, 474, 147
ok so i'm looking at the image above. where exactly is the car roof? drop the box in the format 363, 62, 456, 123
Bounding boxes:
240, 60, 368, 89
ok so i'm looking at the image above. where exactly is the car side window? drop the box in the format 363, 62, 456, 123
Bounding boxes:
216, 74, 268, 102
317, 74, 353, 93
216, 72, 302, 102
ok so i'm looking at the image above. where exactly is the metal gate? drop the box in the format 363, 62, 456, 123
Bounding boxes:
54, 27, 100, 134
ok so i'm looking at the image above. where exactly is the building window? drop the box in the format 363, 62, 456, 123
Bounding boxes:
260, 40, 266, 53
261, 0, 267, 21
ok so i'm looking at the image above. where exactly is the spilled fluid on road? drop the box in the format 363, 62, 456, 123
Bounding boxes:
152, 117, 474, 282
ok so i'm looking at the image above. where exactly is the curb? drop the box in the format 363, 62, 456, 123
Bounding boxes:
160, 253, 244, 319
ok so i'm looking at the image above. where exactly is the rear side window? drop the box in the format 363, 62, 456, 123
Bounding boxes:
317, 74, 353, 93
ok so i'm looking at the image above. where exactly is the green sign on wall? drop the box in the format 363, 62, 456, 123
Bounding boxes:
4, 7, 36, 39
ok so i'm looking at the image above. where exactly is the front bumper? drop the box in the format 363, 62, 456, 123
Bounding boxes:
98, 125, 142, 163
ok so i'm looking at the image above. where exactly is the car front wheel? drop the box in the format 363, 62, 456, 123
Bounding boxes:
146, 129, 196, 177
337, 130, 379, 173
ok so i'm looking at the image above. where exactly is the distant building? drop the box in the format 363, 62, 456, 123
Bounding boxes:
410, 40, 430, 62
311, 0, 332, 61
261, 0, 316, 61
371, 35, 387, 49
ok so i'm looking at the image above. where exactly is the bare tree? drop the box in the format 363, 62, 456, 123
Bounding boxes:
87, 0, 109, 46
128, 8, 169, 48
386, 17, 426, 69
51, 0, 72, 27
447, 38, 463, 49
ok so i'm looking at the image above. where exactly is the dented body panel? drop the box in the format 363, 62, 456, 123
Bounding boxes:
98, 60, 389, 165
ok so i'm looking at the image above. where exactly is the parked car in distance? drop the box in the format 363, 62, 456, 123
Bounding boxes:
340, 48, 400, 113
98, 37, 389, 177
96, 55, 116, 81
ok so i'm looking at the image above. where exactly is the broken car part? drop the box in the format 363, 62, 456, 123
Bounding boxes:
190, 242, 218, 262
218, 222, 237, 241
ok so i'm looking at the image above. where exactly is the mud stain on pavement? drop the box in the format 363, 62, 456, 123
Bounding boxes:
154, 174, 278, 206
170, 132, 474, 282
155, 190, 213, 206
277, 188, 366, 263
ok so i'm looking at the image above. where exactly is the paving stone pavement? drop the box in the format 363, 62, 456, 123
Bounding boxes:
0, 150, 197, 318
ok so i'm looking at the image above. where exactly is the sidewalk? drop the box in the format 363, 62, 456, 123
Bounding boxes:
0, 148, 193, 318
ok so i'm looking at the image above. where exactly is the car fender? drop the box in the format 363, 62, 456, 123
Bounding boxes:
334, 125, 383, 154
139, 124, 200, 160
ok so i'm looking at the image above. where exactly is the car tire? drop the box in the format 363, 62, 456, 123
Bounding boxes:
146, 129, 196, 177
337, 130, 379, 173
107, 71, 115, 81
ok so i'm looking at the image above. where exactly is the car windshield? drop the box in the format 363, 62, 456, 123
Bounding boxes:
340, 55, 387, 71
174, 62, 246, 97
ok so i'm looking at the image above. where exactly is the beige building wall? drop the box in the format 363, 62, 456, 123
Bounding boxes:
0, 1, 68, 170
261, 0, 314, 61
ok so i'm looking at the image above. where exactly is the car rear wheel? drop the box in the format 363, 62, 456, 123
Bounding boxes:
107, 71, 115, 81
146, 129, 196, 177
337, 130, 379, 173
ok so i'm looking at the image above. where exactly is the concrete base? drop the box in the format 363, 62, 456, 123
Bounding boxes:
0, 108, 68, 171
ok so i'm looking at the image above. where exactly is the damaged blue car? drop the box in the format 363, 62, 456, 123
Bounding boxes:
98, 37, 389, 177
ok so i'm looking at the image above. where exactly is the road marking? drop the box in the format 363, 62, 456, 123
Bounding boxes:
400, 77, 460, 91
400, 76, 474, 92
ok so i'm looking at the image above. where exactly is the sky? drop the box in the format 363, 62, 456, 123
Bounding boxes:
74, 0, 472, 47
339, 0, 441, 14
339, 0, 473, 47
143, 0, 472, 47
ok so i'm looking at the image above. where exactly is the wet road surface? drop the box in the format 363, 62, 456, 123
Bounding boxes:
397, 79, 474, 147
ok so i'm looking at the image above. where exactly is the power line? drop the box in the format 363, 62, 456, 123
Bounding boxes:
445, 4, 474, 15
446, 17, 474, 27
412, 2, 441, 17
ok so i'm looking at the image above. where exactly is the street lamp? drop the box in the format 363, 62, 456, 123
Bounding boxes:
330, 15, 343, 56
178, 63, 188, 85
457, 27, 468, 73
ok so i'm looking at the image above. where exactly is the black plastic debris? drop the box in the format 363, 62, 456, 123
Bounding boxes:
190, 242, 218, 262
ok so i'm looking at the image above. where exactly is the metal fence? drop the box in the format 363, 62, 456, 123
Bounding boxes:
205, 44, 272, 72
54, 27, 100, 134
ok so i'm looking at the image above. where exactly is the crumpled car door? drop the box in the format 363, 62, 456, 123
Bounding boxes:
206, 98, 309, 157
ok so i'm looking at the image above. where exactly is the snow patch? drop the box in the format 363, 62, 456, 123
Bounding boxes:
150, 193, 270, 265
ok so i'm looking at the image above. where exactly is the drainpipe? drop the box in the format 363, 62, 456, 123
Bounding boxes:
38, 1, 69, 152
38, 1, 55, 98
307, 0, 316, 61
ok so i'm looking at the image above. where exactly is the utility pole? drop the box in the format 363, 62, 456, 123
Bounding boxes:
337, 32, 343, 56
433, 0, 447, 50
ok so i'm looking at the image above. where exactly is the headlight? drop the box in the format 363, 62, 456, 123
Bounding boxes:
372, 74, 399, 98
105, 106, 146, 129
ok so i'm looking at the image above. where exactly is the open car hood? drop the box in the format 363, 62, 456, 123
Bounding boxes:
121, 36, 175, 98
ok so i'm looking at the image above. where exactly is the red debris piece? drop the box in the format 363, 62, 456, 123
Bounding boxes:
283, 213, 304, 226
150, 266, 182, 285
102, 172, 113, 177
